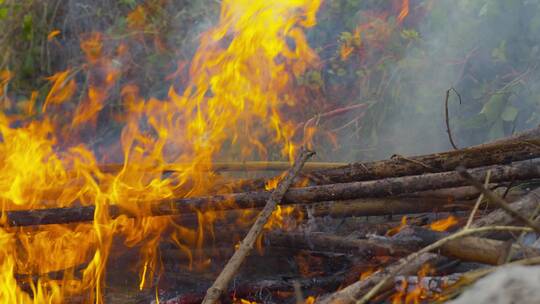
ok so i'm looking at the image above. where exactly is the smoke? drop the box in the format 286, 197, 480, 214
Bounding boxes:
7, 0, 540, 162
308, 0, 540, 161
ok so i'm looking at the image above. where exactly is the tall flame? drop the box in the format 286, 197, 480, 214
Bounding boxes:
0, 0, 321, 302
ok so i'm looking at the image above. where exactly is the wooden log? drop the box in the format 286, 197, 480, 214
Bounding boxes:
265, 231, 414, 258
226, 126, 540, 192
5, 160, 540, 227
307, 197, 475, 218
98, 161, 346, 173
395, 226, 518, 265
267, 226, 539, 266
472, 188, 540, 228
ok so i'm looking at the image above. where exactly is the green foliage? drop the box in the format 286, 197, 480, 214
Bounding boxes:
1, 0, 539, 159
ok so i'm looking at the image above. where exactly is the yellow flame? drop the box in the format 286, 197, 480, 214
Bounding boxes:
429, 215, 458, 232
0, 0, 322, 302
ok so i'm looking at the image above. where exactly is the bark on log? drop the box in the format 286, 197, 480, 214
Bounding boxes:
5, 160, 540, 227
265, 231, 414, 258
307, 197, 475, 218
267, 227, 538, 266
226, 126, 540, 192
395, 226, 540, 265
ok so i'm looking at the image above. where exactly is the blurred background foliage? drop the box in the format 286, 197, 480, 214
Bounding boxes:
1, 0, 539, 161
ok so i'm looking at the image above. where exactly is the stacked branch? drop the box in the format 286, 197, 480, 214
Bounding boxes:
5, 159, 540, 227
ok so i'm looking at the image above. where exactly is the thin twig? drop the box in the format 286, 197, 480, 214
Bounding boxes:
464, 170, 492, 229
201, 148, 315, 304
457, 166, 540, 234
444, 87, 462, 150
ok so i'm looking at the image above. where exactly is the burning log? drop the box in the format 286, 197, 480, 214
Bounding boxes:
5, 160, 540, 227
394, 273, 463, 296
319, 225, 535, 304
315, 253, 441, 304
201, 148, 314, 304
154, 271, 347, 304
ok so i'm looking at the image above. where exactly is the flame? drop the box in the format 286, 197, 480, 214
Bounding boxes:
392, 263, 434, 304
359, 267, 375, 280
43, 70, 77, 112
429, 215, 458, 232
305, 296, 315, 304
340, 44, 355, 61
397, 0, 409, 23
47, 30, 61, 41
0, 0, 322, 302
386, 216, 408, 236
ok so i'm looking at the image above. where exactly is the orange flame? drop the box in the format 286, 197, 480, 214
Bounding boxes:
429, 216, 458, 232
386, 216, 408, 236
47, 30, 61, 41
0, 0, 323, 302
397, 0, 410, 23
43, 70, 77, 112
392, 263, 434, 304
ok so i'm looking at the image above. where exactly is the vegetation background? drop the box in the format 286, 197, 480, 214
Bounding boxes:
1, 0, 539, 161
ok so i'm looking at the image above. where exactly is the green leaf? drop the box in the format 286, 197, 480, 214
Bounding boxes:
0, 8, 7, 19
22, 13, 33, 41
480, 95, 506, 122
500, 106, 518, 122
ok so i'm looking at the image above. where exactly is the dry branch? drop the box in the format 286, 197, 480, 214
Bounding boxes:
457, 166, 540, 233
472, 188, 540, 228
307, 197, 475, 218
217, 127, 540, 193
5, 160, 540, 227
201, 148, 314, 304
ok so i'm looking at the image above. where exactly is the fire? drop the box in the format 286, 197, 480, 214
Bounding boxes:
47, 30, 61, 41
386, 216, 408, 236
0, 0, 322, 302
43, 70, 77, 112
429, 215, 459, 232
392, 263, 434, 304
359, 267, 375, 280
397, 0, 410, 23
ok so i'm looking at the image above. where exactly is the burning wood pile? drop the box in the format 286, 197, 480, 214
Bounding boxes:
7, 125, 540, 303
138, 125, 540, 304
2, 0, 540, 303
